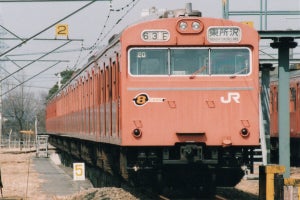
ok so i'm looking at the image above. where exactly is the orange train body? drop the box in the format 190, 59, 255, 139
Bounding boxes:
47, 17, 260, 147
270, 71, 300, 138
270, 70, 300, 164
46, 8, 260, 187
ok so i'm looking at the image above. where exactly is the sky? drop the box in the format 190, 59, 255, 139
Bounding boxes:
0, 0, 299, 96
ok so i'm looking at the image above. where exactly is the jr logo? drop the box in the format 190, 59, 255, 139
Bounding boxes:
220, 92, 240, 104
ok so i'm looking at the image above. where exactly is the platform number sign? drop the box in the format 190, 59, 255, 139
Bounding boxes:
55, 24, 69, 38
73, 163, 85, 181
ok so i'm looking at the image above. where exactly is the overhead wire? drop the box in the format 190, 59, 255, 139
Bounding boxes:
93, 0, 142, 49
1, 61, 61, 97
71, 0, 142, 70
2, 0, 142, 95
0, 40, 72, 82
0, 1, 98, 95
0, 0, 97, 58
82, 0, 139, 52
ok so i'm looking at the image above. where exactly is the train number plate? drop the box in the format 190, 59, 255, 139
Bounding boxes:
141, 30, 170, 42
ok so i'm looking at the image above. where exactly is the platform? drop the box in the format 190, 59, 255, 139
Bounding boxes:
32, 155, 93, 198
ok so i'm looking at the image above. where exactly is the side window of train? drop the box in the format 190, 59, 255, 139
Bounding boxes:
290, 87, 296, 112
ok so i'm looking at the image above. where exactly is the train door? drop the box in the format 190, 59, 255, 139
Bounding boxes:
115, 55, 120, 139
82, 82, 85, 134
112, 60, 119, 138
91, 72, 96, 139
270, 85, 278, 135
94, 72, 99, 140
85, 78, 89, 135
290, 84, 297, 135
74, 86, 78, 133
105, 64, 112, 137
100, 68, 105, 138
89, 75, 94, 136
297, 83, 300, 134
80, 81, 84, 134
78, 84, 81, 133
68, 89, 71, 133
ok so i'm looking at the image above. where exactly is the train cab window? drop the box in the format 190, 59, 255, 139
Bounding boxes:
129, 47, 251, 77
210, 49, 250, 75
170, 49, 208, 75
129, 49, 168, 75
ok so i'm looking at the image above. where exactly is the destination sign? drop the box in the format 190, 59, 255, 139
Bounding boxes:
141, 30, 170, 42
207, 26, 241, 43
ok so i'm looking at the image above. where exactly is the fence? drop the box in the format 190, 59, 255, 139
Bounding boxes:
0, 138, 36, 150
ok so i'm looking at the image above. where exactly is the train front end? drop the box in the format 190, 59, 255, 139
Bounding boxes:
119, 10, 260, 186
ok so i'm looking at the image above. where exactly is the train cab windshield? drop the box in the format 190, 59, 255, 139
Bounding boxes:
128, 47, 251, 76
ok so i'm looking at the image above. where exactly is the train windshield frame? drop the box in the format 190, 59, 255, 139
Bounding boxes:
128, 47, 251, 77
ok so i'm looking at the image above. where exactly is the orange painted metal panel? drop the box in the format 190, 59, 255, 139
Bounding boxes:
46, 16, 260, 148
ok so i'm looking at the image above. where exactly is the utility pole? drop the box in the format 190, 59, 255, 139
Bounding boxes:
0, 15, 8, 146
0, 80, 2, 146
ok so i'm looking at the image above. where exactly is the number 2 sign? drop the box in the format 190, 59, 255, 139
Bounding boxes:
73, 163, 85, 181
55, 24, 69, 38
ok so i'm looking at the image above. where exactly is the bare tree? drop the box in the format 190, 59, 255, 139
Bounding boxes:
2, 85, 40, 139
36, 91, 47, 133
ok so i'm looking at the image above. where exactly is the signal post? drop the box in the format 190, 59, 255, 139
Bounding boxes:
259, 31, 299, 178
270, 36, 297, 178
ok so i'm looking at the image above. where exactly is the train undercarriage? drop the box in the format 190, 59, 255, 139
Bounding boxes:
49, 135, 256, 195
270, 137, 300, 166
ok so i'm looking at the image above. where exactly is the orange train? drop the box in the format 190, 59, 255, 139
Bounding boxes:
270, 70, 300, 165
46, 4, 260, 191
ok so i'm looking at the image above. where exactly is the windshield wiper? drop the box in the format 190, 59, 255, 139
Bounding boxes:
229, 67, 248, 78
189, 66, 207, 79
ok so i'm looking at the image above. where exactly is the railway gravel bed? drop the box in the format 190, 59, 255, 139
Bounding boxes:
56, 187, 139, 200
1, 149, 300, 199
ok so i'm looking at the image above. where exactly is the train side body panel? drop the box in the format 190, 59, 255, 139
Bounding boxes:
270, 72, 300, 138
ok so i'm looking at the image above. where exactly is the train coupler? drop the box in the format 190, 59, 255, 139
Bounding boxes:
180, 144, 203, 162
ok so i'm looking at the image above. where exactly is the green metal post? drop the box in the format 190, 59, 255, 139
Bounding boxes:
222, 0, 229, 19
271, 37, 297, 178
260, 63, 275, 164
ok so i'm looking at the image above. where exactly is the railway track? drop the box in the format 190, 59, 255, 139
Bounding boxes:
153, 186, 259, 200
55, 149, 259, 200
215, 195, 228, 200
157, 194, 228, 200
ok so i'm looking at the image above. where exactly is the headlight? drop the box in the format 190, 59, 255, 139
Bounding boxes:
240, 128, 250, 137
176, 19, 203, 34
133, 128, 142, 138
192, 21, 201, 30
179, 21, 188, 30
